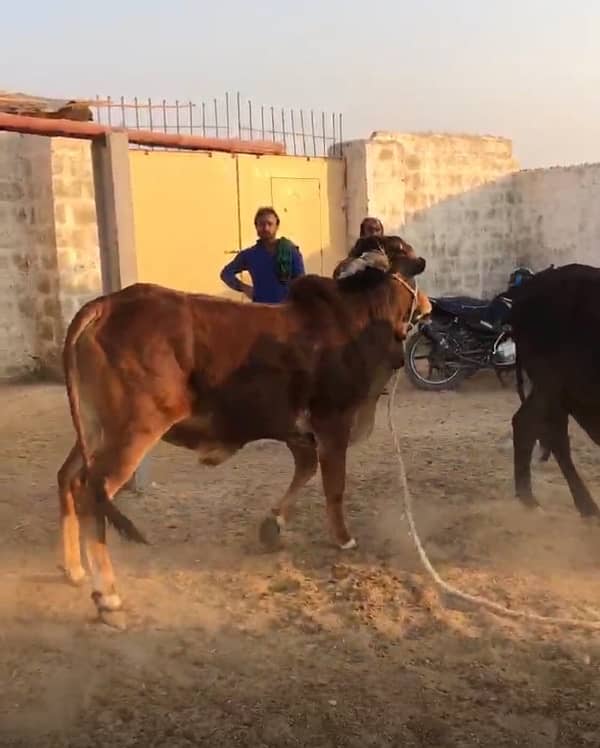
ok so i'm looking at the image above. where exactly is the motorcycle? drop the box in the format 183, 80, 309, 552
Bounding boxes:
404, 267, 535, 392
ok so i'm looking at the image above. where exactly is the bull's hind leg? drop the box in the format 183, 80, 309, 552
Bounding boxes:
57, 444, 86, 585
259, 434, 318, 549
78, 430, 166, 621
512, 394, 541, 508
58, 411, 103, 586
546, 411, 600, 518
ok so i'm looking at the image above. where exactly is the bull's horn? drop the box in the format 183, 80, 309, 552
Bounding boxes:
337, 250, 390, 279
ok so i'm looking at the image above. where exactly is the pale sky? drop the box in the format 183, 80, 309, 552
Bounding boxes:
4, 0, 598, 168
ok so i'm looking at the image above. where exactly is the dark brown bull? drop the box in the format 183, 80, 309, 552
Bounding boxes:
511, 263, 600, 517
58, 237, 426, 620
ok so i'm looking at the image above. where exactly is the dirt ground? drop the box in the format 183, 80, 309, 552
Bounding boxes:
2, 376, 600, 747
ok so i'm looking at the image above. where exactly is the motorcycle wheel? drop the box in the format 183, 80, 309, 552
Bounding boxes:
404, 329, 468, 391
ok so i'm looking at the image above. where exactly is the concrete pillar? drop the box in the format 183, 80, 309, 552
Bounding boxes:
342, 140, 369, 247
92, 132, 137, 291
92, 133, 150, 493
342, 137, 406, 242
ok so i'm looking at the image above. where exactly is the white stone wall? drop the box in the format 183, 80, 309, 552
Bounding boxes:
345, 132, 600, 299
0, 134, 101, 380
344, 132, 520, 298
0, 133, 54, 379
511, 164, 600, 271
49, 138, 102, 375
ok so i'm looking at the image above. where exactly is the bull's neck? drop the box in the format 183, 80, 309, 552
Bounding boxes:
343, 282, 394, 326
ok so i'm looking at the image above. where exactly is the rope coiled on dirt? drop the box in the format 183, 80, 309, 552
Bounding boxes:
386, 370, 600, 631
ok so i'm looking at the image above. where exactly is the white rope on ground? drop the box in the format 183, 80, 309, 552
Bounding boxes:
386, 368, 600, 632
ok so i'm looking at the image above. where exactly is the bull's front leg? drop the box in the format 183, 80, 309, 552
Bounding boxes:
315, 418, 356, 549
259, 434, 318, 550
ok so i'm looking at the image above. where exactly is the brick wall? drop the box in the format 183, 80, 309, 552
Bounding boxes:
0, 134, 101, 380
48, 138, 102, 375
0, 133, 54, 379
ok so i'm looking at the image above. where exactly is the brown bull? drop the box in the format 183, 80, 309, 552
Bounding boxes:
58, 236, 426, 619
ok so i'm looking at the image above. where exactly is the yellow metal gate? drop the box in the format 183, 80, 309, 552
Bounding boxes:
129, 149, 346, 296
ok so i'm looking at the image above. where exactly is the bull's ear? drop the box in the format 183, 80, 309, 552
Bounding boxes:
391, 255, 426, 278
415, 288, 432, 317
337, 250, 390, 279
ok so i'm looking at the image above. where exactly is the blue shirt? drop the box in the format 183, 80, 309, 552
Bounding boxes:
220, 241, 305, 304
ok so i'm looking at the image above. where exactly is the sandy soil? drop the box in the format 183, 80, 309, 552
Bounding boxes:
2, 375, 600, 747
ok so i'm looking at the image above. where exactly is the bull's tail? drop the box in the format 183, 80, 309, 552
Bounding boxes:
98, 494, 149, 544
63, 297, 148, 544
63, 298, 105, 469
515, 346, 526, 403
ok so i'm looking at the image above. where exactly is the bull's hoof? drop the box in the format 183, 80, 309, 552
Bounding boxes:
91, 590, 122, 610
516, 496, 541, 511
528, 505, 546, 516
339, 537, 358, 551
98, 609, 128, 630
58, 564, 87, 587
259, 515, 282, 551
90, 590, 127, 629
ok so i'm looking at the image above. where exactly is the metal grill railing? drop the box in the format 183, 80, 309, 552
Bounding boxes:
93, 93, 344, 158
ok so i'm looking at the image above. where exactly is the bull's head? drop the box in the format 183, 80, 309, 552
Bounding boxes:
335, 235, 426, 279
335, 235, 428, 337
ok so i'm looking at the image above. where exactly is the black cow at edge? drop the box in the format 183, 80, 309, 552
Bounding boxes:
511, 263, 600, 518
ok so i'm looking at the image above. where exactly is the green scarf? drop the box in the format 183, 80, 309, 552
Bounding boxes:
275, 236, 296, 283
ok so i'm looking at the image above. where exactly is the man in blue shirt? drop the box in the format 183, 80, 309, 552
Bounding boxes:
220, 207, 305, 304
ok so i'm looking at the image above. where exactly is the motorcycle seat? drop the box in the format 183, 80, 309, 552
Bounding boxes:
431, 296, 491, 317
